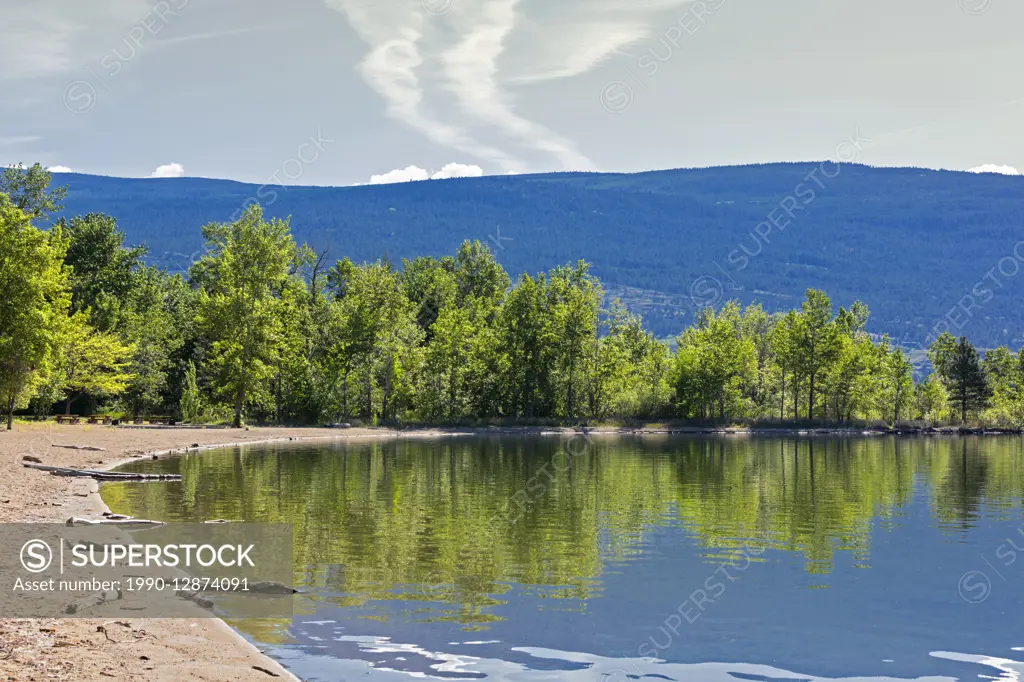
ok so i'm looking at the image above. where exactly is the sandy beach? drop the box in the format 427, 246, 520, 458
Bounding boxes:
0, 423, 402, 681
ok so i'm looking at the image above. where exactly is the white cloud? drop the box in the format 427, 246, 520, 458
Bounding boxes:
370, 165, 431, 184
369, 162, 485, 184
430, 162, 484, 179
149, 162, 185, 178
48, 165, 73, 173
967, 164, 1020, 175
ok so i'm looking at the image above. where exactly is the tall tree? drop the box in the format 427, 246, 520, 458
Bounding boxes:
195, 205, 300, 427
58, 212, 146, 331
550, 261, 602, 420
121, 268, 184, 417
792, 289, 840, 419
932, 336, 991, 423
0, 196, 71, 428
882, 346, 914, 424
982, 346, 1024, 427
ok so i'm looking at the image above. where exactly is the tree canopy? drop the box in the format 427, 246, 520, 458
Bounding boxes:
3, 169, 1024, 428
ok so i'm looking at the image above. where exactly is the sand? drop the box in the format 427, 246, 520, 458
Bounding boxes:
0, 423, 418, 681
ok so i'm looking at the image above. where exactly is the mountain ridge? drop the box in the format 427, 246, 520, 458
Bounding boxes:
53, 162, 1024, 347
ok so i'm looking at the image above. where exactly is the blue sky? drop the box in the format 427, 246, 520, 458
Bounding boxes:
1, 0, 1022, 185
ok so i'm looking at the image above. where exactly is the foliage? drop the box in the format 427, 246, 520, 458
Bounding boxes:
1, 163, 67, 220
194, 205, 303, 427
6, 167, 1024, 427
180, 361, 202, 423
0, 194, 71, 428
50, 312, 135, 415
930, 335, 992, 423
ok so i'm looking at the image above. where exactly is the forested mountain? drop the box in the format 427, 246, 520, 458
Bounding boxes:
56, 163, 1024, 346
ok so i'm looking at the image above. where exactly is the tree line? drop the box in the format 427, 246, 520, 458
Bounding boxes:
0, 164, 1017, 429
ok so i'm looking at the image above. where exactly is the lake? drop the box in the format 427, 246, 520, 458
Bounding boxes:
103, 435, 1024, 682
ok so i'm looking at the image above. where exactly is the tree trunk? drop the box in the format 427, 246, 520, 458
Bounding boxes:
6, 394, 14, 431
342, 372, 349, 420
382, 356, 392, 424
808, 372, 816, 421
65, 395, 74, 416
567, 351, 575, 421
233, 386, 243, 428
448, 347, 457, 421
780, 371, 786, 421
961, 378, 967, 424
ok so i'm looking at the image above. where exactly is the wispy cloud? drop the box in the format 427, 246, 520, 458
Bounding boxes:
0, 1, 150, 80
326, 0, 528, 173
441, 0, 595, 170
149, 25, 279, 50
326, 0, 694, 172
0, 135, 41, 146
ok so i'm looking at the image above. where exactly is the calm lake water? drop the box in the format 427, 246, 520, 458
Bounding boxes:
103, 435, 1024, 682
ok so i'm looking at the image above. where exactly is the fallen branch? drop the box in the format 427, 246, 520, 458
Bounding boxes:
53, 444, 107, 452
252, 665, 281, 677
23, 463, 181, 481
65, 516, 164, 528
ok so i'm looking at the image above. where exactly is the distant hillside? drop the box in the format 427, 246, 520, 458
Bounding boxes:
56, 163, 1024, 347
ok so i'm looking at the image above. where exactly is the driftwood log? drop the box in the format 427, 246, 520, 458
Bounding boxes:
23, 463, 181, 481
65, 516, 165, 528
52, 444, 107, 452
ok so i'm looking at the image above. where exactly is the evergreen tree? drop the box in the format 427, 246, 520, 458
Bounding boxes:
935, 336, 992, 424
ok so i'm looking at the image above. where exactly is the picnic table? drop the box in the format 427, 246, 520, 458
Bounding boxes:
87, 415, 113, 425
54, 415, 81, 425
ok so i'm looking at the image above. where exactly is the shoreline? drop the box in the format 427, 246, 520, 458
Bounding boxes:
0, 424, 390, 681
2, 423, 1018, 680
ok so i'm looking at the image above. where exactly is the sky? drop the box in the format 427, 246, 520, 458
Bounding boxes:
1, 0, 1022, 185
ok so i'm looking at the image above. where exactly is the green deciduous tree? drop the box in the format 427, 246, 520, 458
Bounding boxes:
0, 195, 71, 428
0, 163, 67, 220
792, 289, 841, 420
51, 312, 135, 415
195, 205, 301, 427
58, 212, 147, 331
